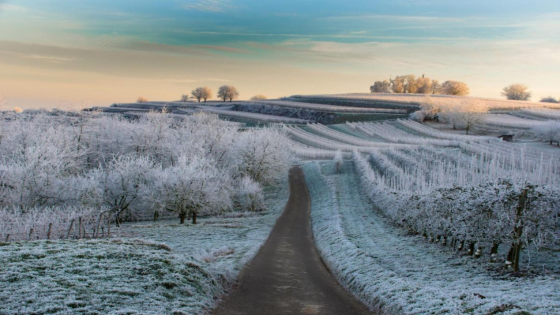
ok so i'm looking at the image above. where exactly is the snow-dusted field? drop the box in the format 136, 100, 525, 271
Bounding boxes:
251, 100, 407, 114
0, 172, 289, 315
303, 161, 560, 315
300, 93, 560, 110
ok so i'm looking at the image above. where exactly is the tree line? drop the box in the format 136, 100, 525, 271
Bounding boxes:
371, 77, 558, 103
0, 110, 291, 241
370, 75, 470, 96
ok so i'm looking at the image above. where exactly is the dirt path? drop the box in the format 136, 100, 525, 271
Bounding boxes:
211, 167, 372, 315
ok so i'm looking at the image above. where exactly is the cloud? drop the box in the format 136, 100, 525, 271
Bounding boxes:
321, 14, 462, 23
165, 78, 232, 85
0, 4, 27, 12
182, 0, 237, 12
0, 49, 75, 64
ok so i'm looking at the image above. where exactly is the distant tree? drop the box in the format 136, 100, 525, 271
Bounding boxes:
440, 100, 488, 134
540, 96, 559, 103
191, 87, 212, 103
14, 107, 23, 113
502, 84, 531, 101
370, 80, 391, 93
180, 94, 189, 102
201, 87, 212, 102
415, 77, 434, 94
404, 75, 419, 94
430, 80, 442, 94
533, 122, 560, 145
251, 94, 268, 101
218, 85, 240, 102
391, 75, 419, 94
137, 97, 149, 103
391, 76, 405, 93
441, 81, 470, 96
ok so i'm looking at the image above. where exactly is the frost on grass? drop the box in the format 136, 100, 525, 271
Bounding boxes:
303, 161, 560, 315
0, 179, 289, 315
0, 239, 222, 315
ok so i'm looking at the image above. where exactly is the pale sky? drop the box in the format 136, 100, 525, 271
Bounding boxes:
1, 0, 559, 109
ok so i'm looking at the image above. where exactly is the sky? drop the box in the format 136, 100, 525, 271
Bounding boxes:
0, 0, 559, 109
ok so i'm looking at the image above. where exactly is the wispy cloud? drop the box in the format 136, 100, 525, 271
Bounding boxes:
0, 50, 75, 64
321, 14, 462, 22
182, 0, 238, 12
0, 4, 27, 12
165, 78, 232, 85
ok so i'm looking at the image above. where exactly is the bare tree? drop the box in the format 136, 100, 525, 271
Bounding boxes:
441, 81, 470, 96
370, 80, 391, 93
218, 85, 239, 102
251, 94, 267, 101
180, 94, 189, 102
502, 84, 531, 101
137, 97, 149, 103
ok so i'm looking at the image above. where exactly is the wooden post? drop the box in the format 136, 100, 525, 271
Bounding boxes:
66, 219, 75, 239
490, 242, 499, 263
78, 217, 82, 239
94, 213, 103, 238
512, 188, 529, 272
47, 223, 53, 240
28, 228, 34, 241
107, 213, 112, 238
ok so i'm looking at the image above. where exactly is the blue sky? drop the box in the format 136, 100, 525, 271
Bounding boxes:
1, 0, 559, 108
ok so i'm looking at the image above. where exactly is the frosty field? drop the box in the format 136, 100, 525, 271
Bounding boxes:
0, 180, 289, 315
303, 160, 560, 315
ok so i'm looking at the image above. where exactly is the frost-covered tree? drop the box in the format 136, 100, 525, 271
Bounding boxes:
192, 87, 212, 103
180, 94, 190, 102
251, 94, 268, 101
415, 77, 434, 94
235, 176, 264, 212
502, 84, 531, 101
439, 101, 487, 134
533, 121, 560, 145
431, 80, 441, 95
236, 128, 291, 184
441, 81, 470, 96
391, 75, 418, 94
151, 156, 232, 224
370, 80, 391, 93
91, 155, 154, 224
218, 85, 239, 102
137, 97, 149, 103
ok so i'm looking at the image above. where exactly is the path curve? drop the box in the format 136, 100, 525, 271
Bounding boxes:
211, 167, 372, 315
